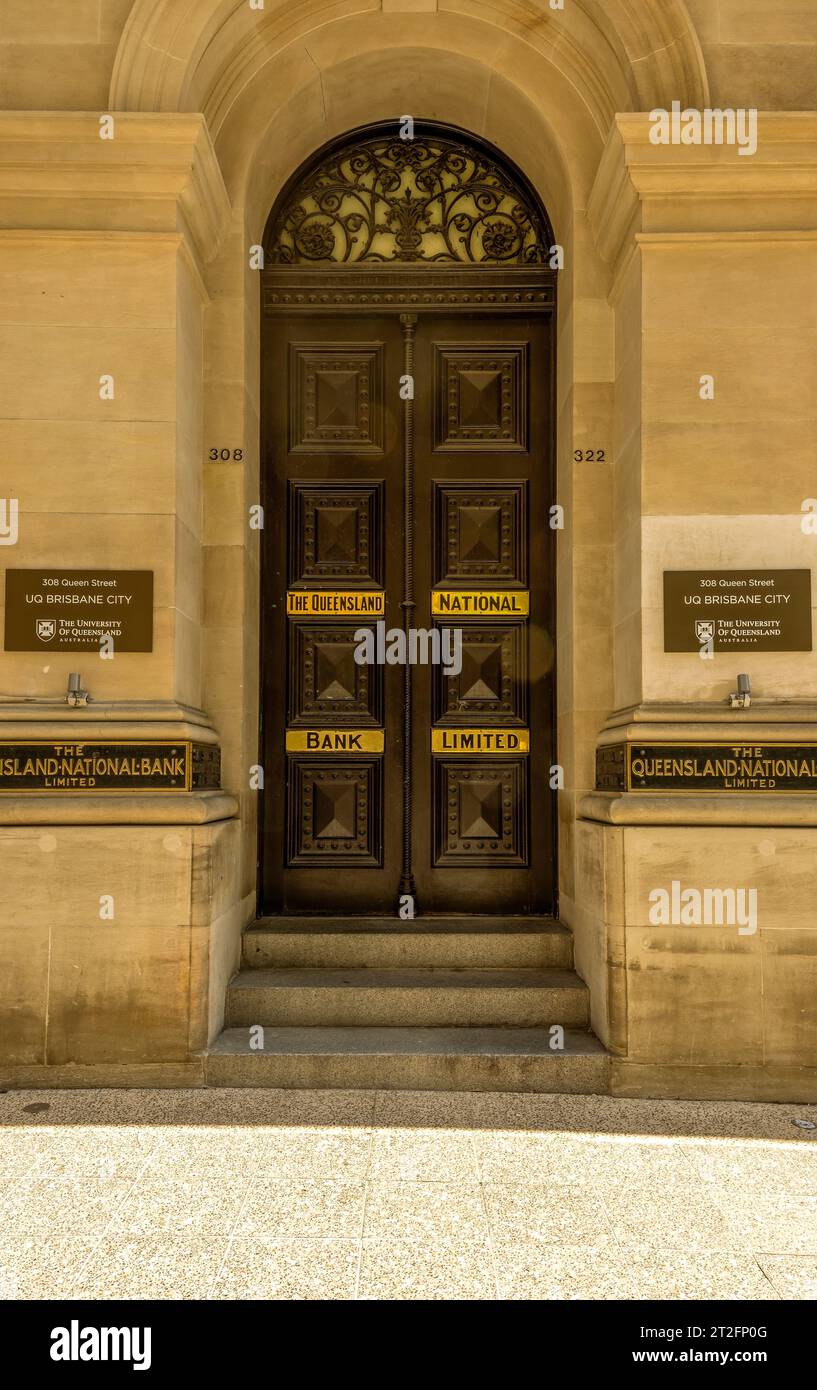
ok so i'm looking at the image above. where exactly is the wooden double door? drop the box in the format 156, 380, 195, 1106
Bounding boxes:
261, 306, 555, 916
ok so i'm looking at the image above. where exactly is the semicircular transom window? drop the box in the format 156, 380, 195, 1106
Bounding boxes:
267, 131, 550, 267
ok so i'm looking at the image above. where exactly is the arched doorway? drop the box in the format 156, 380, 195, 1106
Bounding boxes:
259, 121, 557, 917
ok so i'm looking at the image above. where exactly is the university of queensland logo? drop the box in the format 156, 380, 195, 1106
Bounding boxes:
695, 620, 715, 646
36, 618, 56, 642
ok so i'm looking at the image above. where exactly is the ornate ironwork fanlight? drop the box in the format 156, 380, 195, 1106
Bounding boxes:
266, 129, 550, 267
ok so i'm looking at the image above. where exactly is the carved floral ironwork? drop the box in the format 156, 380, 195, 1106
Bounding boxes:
267, 134, 549, 266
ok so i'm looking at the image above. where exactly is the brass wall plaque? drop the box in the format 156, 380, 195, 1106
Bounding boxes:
0, 741, 220, 792
286, 591, 384, 617
431, 590, 529, 616
432, 728, 530, 754
4, 570, 153, 652
286, 730, 385, 753
595, 743, 626, 791
663, 570, 812, 652
596, 742, 817, 793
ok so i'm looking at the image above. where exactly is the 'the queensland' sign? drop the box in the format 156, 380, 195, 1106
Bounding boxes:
663, 570, 812, 652
287, 591, 384, 617
4, 570, 153, 651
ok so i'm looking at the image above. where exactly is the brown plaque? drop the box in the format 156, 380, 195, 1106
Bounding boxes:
596, 742, 817, 793
663, 570, 812, 652
4, 570, 153, 652
0, 741, 220, 792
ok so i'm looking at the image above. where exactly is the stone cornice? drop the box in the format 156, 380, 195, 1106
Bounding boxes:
580, 791, 817, 827
0, 699, 221, 744
589, 113, 817, 274
0, 792, 239, 826
0, 112, 231, 271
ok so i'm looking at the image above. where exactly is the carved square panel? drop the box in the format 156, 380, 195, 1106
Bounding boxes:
434, 343, 527, 451
434, 481, 527, 585
433, 760, 528, 867
434, 621, 527, 725
290, 343, 384, 453
289, 481, 384, 585
289, 623, 382, 726
287, 758, 382, 866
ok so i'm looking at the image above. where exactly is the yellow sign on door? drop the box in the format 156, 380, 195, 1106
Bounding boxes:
432, 729, 530, 754
286, 730, 385, 754
287, 591, 385, 617
431, 590, 529, 617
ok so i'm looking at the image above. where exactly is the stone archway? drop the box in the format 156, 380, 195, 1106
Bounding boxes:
111, 0, 708, 123
108, 0, 690, 934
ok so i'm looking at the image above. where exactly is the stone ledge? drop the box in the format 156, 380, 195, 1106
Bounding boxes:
612, 1058, 817, 1105
0, 1061, 206, 1090
0, 790, 238, 825
588, 112, 817, 273
599, 700, 817, 743
0, 112, 232, 271
0, 698, 219, 736
580, 791, 817, 826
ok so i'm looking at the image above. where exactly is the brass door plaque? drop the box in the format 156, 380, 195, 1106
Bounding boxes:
431, 590, 529, 616
432, 728, 530, 754
596, 743, 817, 793
663, 570, 812, 652
287, 591, 384, 617
286, 730, 385, 753
4, 570, 153, 652
0, 741, 220, 792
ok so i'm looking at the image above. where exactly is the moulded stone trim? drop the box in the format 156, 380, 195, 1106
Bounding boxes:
602, 700, 817, 732
0, 699, 220, 735
0, 791, 239, 825
580, 791, 817, 826
0, 112, 232, 271
589, 112, 817, 272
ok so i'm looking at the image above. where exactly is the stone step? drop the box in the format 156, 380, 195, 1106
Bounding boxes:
206, 1026, 609, 1093
225, 966, 588, 1029
243, 917, 573, 970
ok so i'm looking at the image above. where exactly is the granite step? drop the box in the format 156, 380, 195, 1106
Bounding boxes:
243, 916, 573, 970
225, 966, 589, 1029
206, 1026, 609, 1093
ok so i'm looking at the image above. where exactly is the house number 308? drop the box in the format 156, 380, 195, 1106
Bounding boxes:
209, 448, 244, 461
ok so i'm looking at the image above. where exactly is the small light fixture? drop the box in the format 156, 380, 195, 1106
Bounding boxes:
66, 672, 89, 707
729, 673, 751, 710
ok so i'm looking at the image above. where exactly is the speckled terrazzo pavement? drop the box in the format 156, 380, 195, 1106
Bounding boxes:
1, 1089, 816, 1301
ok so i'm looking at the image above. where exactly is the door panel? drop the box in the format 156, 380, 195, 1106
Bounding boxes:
261, 308, 554, 916
411, 314, 553, 913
